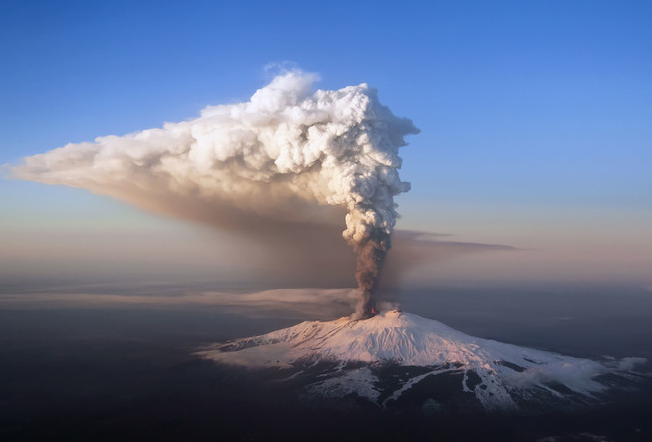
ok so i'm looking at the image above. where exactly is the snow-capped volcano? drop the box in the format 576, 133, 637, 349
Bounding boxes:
198, 310, 646, 411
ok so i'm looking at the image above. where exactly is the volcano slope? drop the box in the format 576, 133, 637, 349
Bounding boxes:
197, 310, 647, 412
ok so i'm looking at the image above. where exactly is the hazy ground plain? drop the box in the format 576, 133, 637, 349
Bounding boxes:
2, 278, 651, 442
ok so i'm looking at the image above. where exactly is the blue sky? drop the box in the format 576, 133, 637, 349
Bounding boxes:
1, 0, 651, 286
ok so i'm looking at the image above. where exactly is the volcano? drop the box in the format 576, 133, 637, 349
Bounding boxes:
197, 310, 646, 412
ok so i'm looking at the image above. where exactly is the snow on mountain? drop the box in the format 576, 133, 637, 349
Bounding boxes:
197, 310, 647, 410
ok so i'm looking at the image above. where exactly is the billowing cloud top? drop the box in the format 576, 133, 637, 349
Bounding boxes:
10, 71, 419, 317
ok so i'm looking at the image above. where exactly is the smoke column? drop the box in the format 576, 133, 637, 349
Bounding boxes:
10, 71, 419, 318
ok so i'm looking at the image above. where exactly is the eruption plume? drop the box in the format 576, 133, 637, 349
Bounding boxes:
9, 71, 419, 318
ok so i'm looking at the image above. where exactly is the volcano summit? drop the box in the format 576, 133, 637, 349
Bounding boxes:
198, 310, 646, 412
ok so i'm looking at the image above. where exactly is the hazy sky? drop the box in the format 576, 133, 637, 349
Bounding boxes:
1, 0, 651, 289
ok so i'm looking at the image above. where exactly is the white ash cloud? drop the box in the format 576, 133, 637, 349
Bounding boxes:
10, 71, 419, 318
